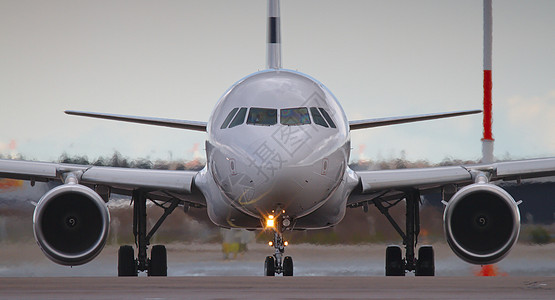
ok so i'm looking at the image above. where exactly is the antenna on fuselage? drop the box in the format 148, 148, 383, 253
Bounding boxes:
267, 0, 281, 69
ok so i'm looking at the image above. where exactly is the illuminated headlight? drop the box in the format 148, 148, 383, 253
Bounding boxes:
266, 215, 275, 228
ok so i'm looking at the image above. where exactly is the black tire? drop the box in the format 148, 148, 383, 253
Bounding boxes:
118, 245, 137, 277
149, 245, 168, 276
385, 245, 405, 276
415, 245, 435, 276
283, 256, 293, 276
264, 256, 275, 276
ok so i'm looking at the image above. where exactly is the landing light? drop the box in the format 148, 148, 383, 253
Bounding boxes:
284, 241, 288, 246
266, 215, 275, 228
268, 241, 273, 247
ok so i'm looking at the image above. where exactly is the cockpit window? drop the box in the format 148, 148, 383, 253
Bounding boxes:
221, 106, 335, 129
247, 108, 277, 126
280, 107, 311, 125
310, 107, 329, 128
221, 107, 239, 129
319, 108, 336, 128
229, 107, 247, 128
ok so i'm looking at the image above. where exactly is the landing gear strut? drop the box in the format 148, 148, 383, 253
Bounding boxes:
264, 216, 293, 276
374, 189, 435, 276
117, 190, 179, 276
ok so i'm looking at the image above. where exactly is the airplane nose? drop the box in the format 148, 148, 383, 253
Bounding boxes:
209, 108, 348, 219
212, 143, 344, 219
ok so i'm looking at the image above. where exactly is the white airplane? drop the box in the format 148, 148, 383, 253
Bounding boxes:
1, 0, 555, 277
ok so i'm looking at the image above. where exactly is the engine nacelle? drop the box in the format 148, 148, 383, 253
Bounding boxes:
33, 183, 110, 266
443, 183, 520, 265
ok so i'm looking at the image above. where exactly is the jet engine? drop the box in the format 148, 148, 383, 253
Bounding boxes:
443, 183, 520, 265
33, 183, 110, 266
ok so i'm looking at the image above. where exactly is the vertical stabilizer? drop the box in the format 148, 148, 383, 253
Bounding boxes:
267, 0, 281, 69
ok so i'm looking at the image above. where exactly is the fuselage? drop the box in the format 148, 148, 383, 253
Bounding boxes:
195, 69, 358, 230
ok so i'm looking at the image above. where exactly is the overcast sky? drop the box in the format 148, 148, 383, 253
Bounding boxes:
1, 0, 554, 163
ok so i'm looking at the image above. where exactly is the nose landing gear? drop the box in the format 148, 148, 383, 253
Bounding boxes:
263, 215, 293, 276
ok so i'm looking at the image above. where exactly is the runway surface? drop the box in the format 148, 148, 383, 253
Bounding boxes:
2, 242, 555, 277
0, 276, 554, 299
1, 242, 555, 299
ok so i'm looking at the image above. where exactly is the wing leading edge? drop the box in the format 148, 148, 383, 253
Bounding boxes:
348, 157, 555, 206
0, 158, 205, 206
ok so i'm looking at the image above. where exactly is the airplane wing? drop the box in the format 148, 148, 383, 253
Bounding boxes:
346, 157, 555, 267
349, 109, 481, 130
348, 157, 555, 206
0, 159, 206, 207
65, 110, 207, 132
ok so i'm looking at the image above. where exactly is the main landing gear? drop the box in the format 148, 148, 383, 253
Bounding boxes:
118, 190, 180, 276
264, 215, 293, 276
373, 190, 435, 276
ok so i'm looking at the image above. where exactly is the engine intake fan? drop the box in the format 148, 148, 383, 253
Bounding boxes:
33, 183, 110, 266
443, 183, 520, 265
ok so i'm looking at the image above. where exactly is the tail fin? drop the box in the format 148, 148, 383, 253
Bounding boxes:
267, 0, 281, 69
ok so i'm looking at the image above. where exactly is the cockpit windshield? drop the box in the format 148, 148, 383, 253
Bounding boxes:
220, 107, 239, 129
319, 107, 336, 128
310, 107, 328, 128
229, 107, 247, 128
220, 107, 336, 129
280, 107, 311, 125
247, 108, 277, 126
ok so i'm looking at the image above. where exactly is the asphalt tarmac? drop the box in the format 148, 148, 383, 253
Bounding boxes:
0, 276, 553, 299
2, 242, 555, 277
1, 243, 554, 299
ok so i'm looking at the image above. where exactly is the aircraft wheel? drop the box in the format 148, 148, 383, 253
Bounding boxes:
283, 256, 293, 276
385, 245, 405, 276
148, 245, 168, 276
264, 256, 275, 276
118, 245, 137, 277
415, 245, 435, 276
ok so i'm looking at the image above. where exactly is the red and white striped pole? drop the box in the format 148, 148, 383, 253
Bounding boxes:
482, 0, 494, 163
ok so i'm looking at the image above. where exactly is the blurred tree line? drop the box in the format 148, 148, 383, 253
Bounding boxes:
57, 151, 204, 171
